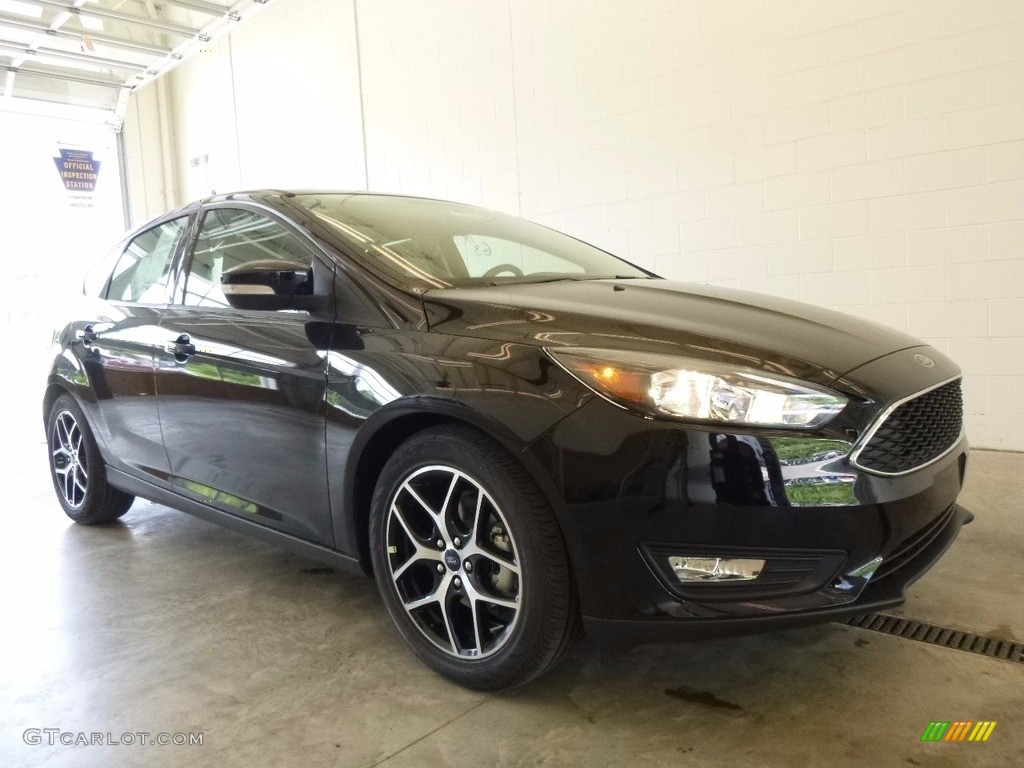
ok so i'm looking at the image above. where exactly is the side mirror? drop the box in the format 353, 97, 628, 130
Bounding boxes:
221, 259, 325, 311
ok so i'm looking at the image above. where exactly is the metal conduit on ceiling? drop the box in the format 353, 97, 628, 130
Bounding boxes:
0, 0, 271, 127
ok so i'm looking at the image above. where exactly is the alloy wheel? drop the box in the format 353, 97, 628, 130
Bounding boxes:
385, 464, 522, 659
51, 410, 88, 509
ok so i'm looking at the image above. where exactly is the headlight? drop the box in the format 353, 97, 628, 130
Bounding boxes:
548, 347, 847, 429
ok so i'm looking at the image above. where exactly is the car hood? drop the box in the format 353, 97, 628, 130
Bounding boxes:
422, 279, 924, 386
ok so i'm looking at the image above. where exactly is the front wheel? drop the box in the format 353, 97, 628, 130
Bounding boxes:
369, 425, 580, 690
47, 394, 134, 524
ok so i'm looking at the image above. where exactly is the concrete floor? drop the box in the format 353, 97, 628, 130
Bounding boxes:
2, 409, 1022, 768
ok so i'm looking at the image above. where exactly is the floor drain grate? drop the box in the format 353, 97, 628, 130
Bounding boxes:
843, 613, 1024, 664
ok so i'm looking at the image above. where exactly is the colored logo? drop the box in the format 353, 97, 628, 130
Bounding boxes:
920, 721, 997, 742
52, 148, 101, 192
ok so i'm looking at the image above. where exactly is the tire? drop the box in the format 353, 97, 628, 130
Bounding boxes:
46, 393, 135, 525
369, 424, 580, 690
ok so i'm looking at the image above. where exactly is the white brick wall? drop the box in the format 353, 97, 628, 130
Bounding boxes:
141, 0, 366, 207
134, 0, 1024, 450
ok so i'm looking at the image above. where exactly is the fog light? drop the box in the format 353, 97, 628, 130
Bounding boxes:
668, 556, 765, 582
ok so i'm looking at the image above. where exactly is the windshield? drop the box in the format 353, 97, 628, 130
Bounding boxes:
288, 194, 652, 289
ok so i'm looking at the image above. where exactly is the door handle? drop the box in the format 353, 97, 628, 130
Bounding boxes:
168, 333, 196, 358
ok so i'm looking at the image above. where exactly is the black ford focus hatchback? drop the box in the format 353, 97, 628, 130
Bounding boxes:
45, 190, 971, 689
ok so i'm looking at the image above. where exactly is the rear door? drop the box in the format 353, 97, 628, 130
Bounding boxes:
153, 204, 335, 544
82, 214, 192, 481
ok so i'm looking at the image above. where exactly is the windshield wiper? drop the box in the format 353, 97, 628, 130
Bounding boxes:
480, 274, 646, 287
482, 275, 584, 286
522, 276, 583, 284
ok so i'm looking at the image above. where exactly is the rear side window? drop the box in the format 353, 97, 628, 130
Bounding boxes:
83, 243, 125, 298
107, 217, 188, 303
183, 208, 313, 308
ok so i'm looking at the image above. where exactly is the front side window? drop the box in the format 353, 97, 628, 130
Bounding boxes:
106, 217, 188, 303
183, 208, 313, 308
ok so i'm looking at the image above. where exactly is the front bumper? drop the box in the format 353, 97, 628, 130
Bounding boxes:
585, 503, 972, 647
523, 395, 971, 645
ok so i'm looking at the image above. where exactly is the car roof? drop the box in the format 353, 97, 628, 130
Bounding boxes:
146, 190, 496, 230
202, 189, 484, 207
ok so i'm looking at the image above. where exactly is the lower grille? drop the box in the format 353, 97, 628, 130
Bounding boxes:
853, 378, 963, 475
872, 503, 957, 583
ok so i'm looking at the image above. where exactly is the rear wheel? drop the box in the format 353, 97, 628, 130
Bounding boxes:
47, 394, 134, 524
369, 425, 580, 690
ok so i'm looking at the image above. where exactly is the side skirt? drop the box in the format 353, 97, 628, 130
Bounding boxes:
107, 468, 367, 577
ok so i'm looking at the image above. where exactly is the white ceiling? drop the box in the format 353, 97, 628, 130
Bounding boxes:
0, 0, 271, 127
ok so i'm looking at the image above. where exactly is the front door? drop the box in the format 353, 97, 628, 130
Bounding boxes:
154, 205, 334, 544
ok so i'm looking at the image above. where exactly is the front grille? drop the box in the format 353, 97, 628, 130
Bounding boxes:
871, 503, 957, 583
854, 379, 962, 474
